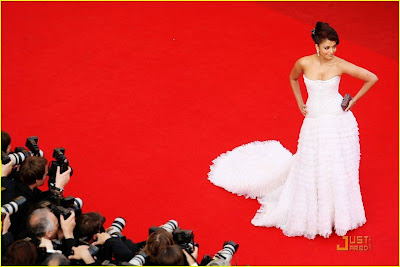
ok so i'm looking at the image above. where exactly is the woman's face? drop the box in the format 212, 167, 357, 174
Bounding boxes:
316, 39, 337, 59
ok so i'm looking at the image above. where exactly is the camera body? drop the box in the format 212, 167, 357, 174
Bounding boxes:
25, 136, 44, 157
1, 136, 43, 166
173, 229, 195, 254
48, 148, 73, 188
40, 197, 83, 221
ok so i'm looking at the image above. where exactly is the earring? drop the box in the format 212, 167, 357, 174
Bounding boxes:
317, 50, 320, 56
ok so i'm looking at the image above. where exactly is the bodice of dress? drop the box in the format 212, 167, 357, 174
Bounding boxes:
303, 74, 345, 118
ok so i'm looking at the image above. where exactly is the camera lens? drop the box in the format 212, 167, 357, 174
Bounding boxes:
108, 217, 126, 237
73, 198, 83, 209
161, 220, 178, 233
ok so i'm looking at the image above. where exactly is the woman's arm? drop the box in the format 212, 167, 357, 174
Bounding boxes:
339, 59, 379, 103
289, 57, 308, 116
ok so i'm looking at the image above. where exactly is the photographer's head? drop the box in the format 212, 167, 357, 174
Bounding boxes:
28, 207, 59, 240
42, 253, 70, 266
18, 156, 48, 188
3, 240, 38, 265
144, 229, 175, 263
155, 245, 185, 266
1, 130, 11, 154
76, 212, 106, 242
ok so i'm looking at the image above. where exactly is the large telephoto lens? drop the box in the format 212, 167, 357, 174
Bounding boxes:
212, 241, 239, 264
108, 217, 126, 237
1, 196, 27, 216
129, 252, 147, 266
8, 152, 26, 165
73, 198, 83, 209
160, 220, 178, 233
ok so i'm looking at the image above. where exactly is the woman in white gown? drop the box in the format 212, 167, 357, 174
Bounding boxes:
207, 22, 378, 239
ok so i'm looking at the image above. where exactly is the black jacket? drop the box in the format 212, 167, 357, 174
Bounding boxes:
9, 181, 54, 239
1, 176, 17, 206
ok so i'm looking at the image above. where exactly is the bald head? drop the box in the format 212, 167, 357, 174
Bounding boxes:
28, 208, 59, 239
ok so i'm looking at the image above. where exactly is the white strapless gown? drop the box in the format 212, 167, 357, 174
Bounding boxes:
208, 74, 366, 239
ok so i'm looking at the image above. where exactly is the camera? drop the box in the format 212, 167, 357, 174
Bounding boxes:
70, 244, 99, 258
1, 196, 27, 219
149, 219, 178, 235
108, 217, 126, 237
173, 229, 195, 254
88, 245, 99, 257
25, 136, 44, 157
40, 197, 83, 221
48, 148, 73, 188
149, 220, 195, 253
128, 251, 148, 266
1, 136, 44, 166
49, 194, 74, 206
200, 241, 239, 266
1, 149, 29, 166
53, 197, 83, 220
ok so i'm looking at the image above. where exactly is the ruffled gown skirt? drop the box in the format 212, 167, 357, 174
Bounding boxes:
208, 76, 367, 239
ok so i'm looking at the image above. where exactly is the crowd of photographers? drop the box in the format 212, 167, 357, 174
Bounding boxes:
1, 131, 239, 266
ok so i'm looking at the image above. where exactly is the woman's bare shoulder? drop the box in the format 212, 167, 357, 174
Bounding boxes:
296, 55, 315, 67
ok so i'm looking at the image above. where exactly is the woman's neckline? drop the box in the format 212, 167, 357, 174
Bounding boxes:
303, 74, 341, 82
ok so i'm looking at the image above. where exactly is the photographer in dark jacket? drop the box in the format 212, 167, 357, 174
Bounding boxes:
1, 130, 12, 154
26, 207, 80, 262
9, 156, 71, 238
74, 212, 145, 263
1, 161, 15, 205
1, 130, 17, 205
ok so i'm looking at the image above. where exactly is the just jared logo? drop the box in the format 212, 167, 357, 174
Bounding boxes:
337, 236, 372, 251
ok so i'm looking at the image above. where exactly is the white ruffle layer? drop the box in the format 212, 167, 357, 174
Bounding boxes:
208, 112, 366, 239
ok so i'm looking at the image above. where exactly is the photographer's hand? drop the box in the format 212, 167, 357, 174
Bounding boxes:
68, 245, 95, 264
55, 166, 72, 189
191, 245, 199, 260
1, 161, 13, 177
182, 248, 198, 266
92, 232, 111, 246
60, 211, 76, 239
1, 212, 11, 234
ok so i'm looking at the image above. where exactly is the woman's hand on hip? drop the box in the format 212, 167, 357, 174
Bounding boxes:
345, 99, 356, 112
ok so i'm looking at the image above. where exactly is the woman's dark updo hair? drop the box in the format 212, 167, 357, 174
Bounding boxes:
311, 22, 339, 45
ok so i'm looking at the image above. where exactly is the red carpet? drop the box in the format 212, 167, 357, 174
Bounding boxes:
2, 2, 398, 265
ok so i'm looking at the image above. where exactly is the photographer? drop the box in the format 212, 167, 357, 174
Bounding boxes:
140, 229, 174, 265
155, 245, 185, 265
1, 130, 12, 154
27, 207, 79, 258
75, 212, 141, 262
2, 130, 16, 205
10, 156, 71, 238
27, 208, 60, 249
2, 239, 39, 265
1, 161, 15, 205
41, 253, 70, 266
